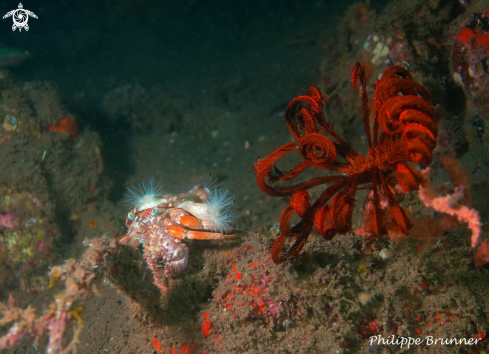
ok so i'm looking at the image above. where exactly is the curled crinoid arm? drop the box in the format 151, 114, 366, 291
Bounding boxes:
395, 162, 421, 193
298, 132, 337, 168
284, 87, 325, 140
271, 233, 289, 264
271, 182, 344, 263
351, 63, 363, 89
388, 202, 411, 235
313, 204, 335, 239
330, 183, 356, 234
253, 141, 344, 197
271, 189, 318, 264
374, 66, 436, 165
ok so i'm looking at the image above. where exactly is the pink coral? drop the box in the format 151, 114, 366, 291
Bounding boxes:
418, 168, 482, 247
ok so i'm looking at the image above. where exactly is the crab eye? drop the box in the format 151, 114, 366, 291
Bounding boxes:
127, 213, 136, 220
151, 208, 159, 215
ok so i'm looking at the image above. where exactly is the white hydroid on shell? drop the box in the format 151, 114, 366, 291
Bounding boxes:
125, 177, 165, 210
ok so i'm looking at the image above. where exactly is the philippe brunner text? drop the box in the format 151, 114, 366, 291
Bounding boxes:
369, 335, 481, 349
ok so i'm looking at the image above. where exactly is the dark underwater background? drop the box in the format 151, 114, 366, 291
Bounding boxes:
3, 0, 389, 201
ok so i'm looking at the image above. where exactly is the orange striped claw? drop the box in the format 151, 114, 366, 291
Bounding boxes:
169, 208, 202, 228
178, 215, 201, 227
186, 231, 237, 240
165, 226, 187, 239
165, 225, 237, 240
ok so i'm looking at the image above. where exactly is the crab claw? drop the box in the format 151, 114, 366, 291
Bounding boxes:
165, 225, 236, 240
186, 230, 237, 240
169, 208, 202, 228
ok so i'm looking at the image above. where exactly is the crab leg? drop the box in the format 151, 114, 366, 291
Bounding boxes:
144, 245, 168, 293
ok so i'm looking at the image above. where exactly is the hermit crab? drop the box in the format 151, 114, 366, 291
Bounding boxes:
119, 178, 236, 293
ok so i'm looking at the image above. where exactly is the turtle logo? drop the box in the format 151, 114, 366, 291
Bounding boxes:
3, 3, 37, 32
